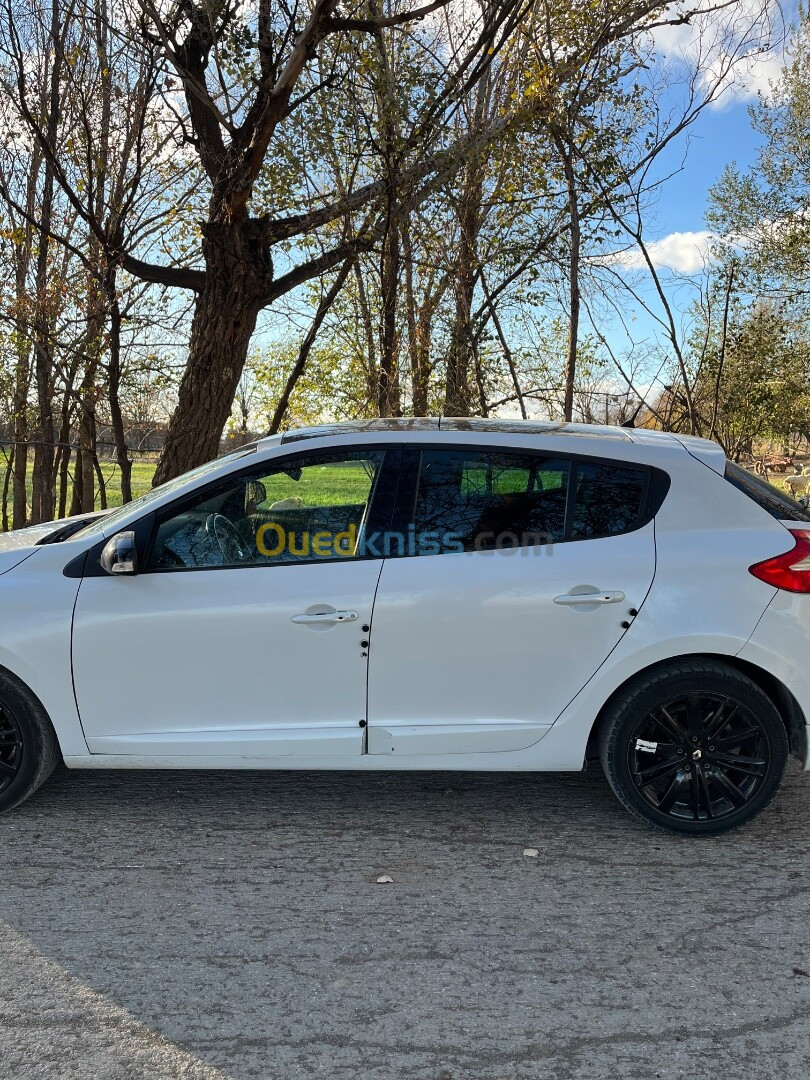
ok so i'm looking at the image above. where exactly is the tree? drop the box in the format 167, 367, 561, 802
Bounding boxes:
691, 299, 810, 459
0, 0, 180, 520
710, 11, 810, 295
127, 0, 738, 481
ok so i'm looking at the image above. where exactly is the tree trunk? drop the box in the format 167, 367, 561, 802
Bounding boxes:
443, 67, 490, 418
58, 443, 71, 520
354, 262, 379, 410
443, 222, 479, 416
11, 378, 29, 529
153, 228, 264, 486
555, 135, 581, 425
106, 275, 132, 503
378, 221, 402, 417
373, 16, 402, 419
443, 156, 485, 416
2, 447, 14, 532
403, 220, 434, 417
11, 258, 32, 529
29, 0, 62, 525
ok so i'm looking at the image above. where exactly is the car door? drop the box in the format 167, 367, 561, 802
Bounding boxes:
71, 446, 397, 759
366, 445, 661, 756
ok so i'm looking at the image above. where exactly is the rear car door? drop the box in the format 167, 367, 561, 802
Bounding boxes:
366, 445, 665, 756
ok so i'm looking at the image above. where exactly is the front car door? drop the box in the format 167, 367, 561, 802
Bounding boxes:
367, 443, 664, 756
71, 446, 398, 758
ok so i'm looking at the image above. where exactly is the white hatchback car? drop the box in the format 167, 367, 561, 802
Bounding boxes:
1, 419, 808, 834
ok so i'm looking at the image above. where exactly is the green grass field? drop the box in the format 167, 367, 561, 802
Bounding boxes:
258, 461, 378, 508
0, 458, 157, 529
0, 456, 380, 528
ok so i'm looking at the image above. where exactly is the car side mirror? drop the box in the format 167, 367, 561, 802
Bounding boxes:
100, 531, 139, 576
244, 479, 266, 512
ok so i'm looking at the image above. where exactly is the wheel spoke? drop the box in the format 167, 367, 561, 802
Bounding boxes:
652, 706, 688, 743
689, 768, 702, 820
714, 726, 759, 750
698, 767, 714, 820
0, 759, 16, 779
686, 694, 703, 741
710, 768, 749, 807
711, 752, 767, 777
635, 755, 683, 786
705, 703, 739, 741
657, 772, 687, 813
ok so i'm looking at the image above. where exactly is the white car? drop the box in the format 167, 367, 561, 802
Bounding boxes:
0, 419, 808, 834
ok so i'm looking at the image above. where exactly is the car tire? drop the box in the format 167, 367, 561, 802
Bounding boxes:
598, 660, 789, 835
0, 671, 60, 813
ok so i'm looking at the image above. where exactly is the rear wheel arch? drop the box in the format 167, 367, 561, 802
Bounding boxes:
586, 653, 807, 766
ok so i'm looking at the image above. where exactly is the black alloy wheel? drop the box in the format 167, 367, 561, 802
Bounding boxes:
599, 661, 789, 835
0, 673, 60, 813
0, 699, 24, 794
629, 692, 770, 823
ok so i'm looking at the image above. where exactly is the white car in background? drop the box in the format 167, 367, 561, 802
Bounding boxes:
0, 419, 808, 834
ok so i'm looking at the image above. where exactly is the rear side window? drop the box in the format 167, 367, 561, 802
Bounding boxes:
414, 451, 570, 551
571, 462, 647, 539
409, 449, 656, 554
724, 460, 810, 523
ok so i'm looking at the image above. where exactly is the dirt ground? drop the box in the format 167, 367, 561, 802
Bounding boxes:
0, 763, 807, 1079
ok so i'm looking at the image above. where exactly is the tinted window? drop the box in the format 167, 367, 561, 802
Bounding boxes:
410, 449, 652, 554
147, 450, 385, 569
725, 460, 810, 523
412, 450, 570, 553
571, 462, 646, 539
411, 450, 570, 553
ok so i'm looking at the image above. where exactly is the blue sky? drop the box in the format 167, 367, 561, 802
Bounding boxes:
588, 74, 776, 384
653, 101, 764, 236
581, 1, 798, 382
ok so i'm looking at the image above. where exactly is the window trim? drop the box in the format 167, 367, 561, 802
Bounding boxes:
390, 442, 668, 555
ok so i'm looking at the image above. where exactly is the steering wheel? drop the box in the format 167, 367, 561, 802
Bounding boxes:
205, 513, 252, 563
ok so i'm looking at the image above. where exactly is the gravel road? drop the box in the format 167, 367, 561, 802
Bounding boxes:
0, 762, 807, 1079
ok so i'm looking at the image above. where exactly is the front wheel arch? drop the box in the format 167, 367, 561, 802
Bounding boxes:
0, 664, 61, 812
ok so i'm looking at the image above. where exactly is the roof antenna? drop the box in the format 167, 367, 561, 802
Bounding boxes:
621, 399, 645, 428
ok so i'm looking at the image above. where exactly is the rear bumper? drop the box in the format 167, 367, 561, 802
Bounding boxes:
739, 593, 810, 769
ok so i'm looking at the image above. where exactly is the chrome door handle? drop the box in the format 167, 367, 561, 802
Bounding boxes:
553, 590, 625, 606
291, 609, 359, 625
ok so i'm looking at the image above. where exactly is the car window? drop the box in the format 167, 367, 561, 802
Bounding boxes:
412, 450, 571, 553
724, 460, 810, 523
409, 449, 650, 554
570, 462, 646, 539
146, 450, 385, 570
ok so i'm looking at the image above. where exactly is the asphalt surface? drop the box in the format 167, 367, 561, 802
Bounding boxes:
0, 762, 808, 1080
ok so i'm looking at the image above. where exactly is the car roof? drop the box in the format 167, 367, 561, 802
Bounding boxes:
274, 417, 726, 473
280, 417, 635, 443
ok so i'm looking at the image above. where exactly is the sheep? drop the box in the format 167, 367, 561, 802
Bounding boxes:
784, 473, 810, 496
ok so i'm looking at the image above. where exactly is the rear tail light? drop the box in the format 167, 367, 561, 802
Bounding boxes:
749, 530, 810, 592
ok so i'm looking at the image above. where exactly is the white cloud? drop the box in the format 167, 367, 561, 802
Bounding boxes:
651, 0, 790, 110
606, 230, 715, 274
